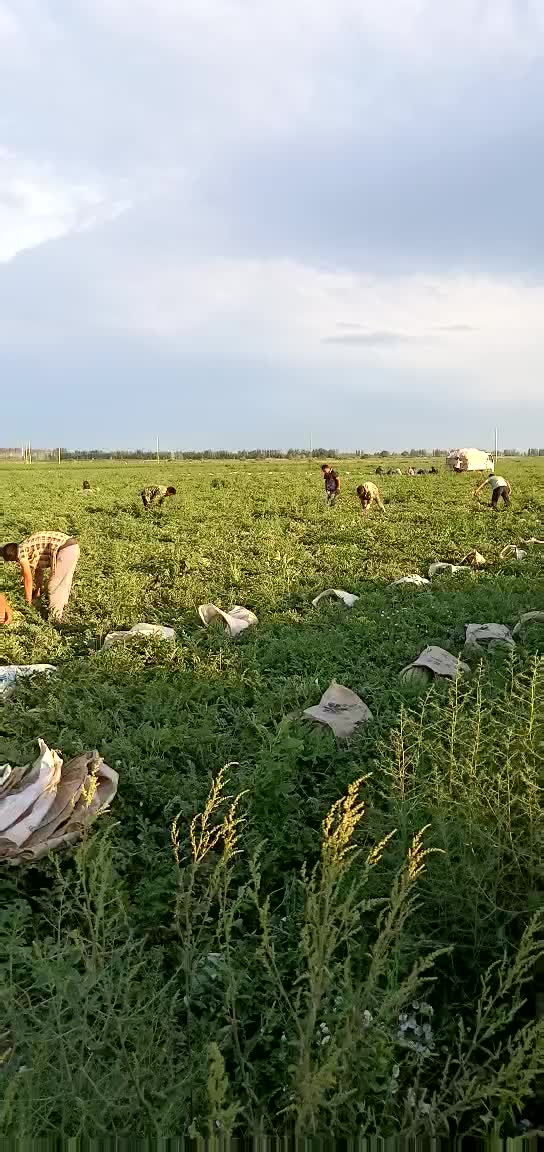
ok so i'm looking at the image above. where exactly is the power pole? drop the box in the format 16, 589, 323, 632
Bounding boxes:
494, 427, 498, 462
156, 436, 160, 465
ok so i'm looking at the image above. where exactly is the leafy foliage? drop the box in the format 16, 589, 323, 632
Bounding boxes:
1, 457, 543, 1137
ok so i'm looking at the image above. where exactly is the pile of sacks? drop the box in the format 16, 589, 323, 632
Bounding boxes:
0, 741, 118, 865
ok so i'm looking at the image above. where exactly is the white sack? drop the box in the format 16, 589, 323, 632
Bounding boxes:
103, 623, 175, 649
303, 681, 372, 739
312, 589, 359, 608
198, 604, 257, 637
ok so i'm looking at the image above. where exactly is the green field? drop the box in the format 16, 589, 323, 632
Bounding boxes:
1, 457, 543, 1138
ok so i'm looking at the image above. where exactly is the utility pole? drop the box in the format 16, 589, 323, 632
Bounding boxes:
58, 446, 61, 465
156, 435, 160, 465
494, 427, 498, 462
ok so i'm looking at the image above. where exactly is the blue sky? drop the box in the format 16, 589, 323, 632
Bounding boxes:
1, 0, 544, 451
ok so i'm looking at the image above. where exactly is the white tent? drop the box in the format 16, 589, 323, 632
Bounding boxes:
446, 448, 494, 473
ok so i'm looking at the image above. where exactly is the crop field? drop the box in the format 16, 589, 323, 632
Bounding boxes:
1, 456, 543, 1139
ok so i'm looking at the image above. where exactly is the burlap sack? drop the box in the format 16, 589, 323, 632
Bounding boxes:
0, 744, 118, 865
198, 604, 257, 637
460, 551, 487, 568
303, 681, 372, 739
401, 646, 470, 682
499, 545, 527, 561
464, 623, 515, 654
512, 611, 544, 637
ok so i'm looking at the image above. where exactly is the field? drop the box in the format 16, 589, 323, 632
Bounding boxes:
1, 457, 543, 1139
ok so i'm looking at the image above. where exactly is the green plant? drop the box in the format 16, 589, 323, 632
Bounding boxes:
1, 455, 543, 1137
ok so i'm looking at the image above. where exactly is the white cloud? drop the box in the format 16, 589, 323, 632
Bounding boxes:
0, 150, 129, 263
1, 0, 544, 443
86, 0, 544, 145
95, 255, 544, 398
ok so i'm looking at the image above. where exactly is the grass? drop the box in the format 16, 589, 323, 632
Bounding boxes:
0, 456, 543, 1138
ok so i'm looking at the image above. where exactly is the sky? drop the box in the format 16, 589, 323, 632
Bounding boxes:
2, 0, 544, 451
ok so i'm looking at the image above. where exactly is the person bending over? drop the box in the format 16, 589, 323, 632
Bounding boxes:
321, 464, 340, 506
1, 532, 80, 621
356, 482, 385, 513
473, 473, 511, 509
141, 485, 177, 509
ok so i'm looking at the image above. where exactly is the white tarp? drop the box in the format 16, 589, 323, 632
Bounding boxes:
0, 664, 57, 695
446, 449, 494, 472
389, 575, 430, 587
428, 563, 470, 578
102, 623, 175, 649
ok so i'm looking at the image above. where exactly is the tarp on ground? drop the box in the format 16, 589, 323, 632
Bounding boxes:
0, 741, 118, 865
446, 449, 494, 472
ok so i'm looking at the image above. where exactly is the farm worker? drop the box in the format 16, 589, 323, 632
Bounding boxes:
321, 464, 340, 506
473, 473, 511, 509
141, 484, 177, 509
356, 482, 385, 512
1, 532, 80, 621
0, 593, 13, 624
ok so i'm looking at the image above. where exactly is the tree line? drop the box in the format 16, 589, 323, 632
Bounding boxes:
0, 447, 540, 462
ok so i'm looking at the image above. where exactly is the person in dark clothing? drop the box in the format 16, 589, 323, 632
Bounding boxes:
321, 464, 340, 506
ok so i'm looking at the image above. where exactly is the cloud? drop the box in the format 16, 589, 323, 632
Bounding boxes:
437, 323, 476, 333
0, 150, 129, 263
323, 330, 410, 347
1, 1, 544, 445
